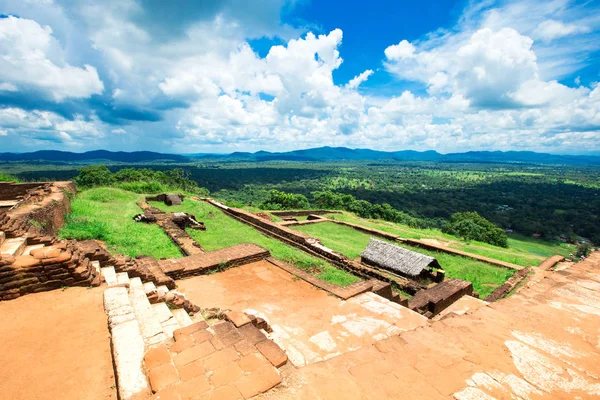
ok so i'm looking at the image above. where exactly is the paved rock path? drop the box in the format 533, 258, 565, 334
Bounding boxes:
177, 261, 428, 368
259, 252, 600, 399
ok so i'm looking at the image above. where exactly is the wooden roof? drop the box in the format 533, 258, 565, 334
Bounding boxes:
361, 238, 440, 277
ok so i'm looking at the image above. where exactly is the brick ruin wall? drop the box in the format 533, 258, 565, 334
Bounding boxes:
269, 210, 340, 217
0, 241, 102, 301
0, 181, 76, 239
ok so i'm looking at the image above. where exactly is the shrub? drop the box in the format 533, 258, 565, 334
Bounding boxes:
260, 189, 310, 210
444, 211, 508, 247
73, 165, 209, 195
576, 243, 592, 258
74, 165, 115, 187
0, 172, 19, 183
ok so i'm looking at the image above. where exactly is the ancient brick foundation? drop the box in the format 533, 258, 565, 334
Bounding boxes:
0, 241, 101, 301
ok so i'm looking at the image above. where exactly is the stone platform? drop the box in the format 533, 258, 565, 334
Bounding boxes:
257, 252, 600, 399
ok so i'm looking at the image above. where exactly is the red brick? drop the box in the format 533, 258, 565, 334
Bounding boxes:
237, 352, 269, 373
210, 335, 225, 351
233, 339, 255, 356
209, 385, 243, 400
210, 363, 243, 388
177, 374, 211, 400
218, 329, 243, 347
148, 384, 181, 400
203, 347, 239, 371
234, 365, 282, 399
255, 340, 287, 368
237, 324, 266, 345
173, 341, 215, 368
226, 311, 251, 328
192, 329, 213, 344
145, 345, 172, 370
173, 321, 209, 341
212, 321, 235, 336
148, 363, 179, 393
171, 335, 195, 353
178, 358, 206, 382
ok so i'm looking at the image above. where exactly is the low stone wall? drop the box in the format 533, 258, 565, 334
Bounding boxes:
484, 268, 531, 302
158, 243, 270, 279
399, 238, 523, 270
137, 202, 204, 256
0, 242, 100, 301
538, 255, 566, 271
327, 219, 524, 271
270, 210, 340, 217
408, 279, 473, 317
0, 181, 76, 239
200, 198, 426, 298
266, 257, 376, 300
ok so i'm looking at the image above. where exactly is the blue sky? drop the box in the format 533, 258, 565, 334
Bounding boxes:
0, 0, 599, 154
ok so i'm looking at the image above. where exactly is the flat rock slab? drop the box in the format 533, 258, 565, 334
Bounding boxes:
226, 311, 252, 327
176, 261, 427, 367
259, 252, 600, 399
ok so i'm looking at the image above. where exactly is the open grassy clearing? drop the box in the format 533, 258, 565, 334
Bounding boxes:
59, 187, 182, 259
294, 221, 514, 298
150, 199, 360, 286
324, 212, 574, 266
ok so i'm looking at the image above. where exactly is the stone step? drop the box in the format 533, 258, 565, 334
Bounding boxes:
143, 281, 156, 295
128, 277, 167, 347
91, 260, 101, 276
101, 266, 118, 287
116, 272, 131, 287
22, 244, 45, 256
0, 231, 5, 246
156, 285, 169, 297
151, 302, 180, 338
103, 287, 148, 400
171, 308, 194, 328
0, 237, 27, 257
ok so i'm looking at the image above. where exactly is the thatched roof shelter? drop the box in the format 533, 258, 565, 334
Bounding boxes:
361, 238, 441, 277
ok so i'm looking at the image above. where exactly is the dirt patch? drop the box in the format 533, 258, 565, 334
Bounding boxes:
0, 286, 116, 400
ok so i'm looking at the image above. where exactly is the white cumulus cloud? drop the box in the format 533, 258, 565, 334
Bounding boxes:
0, 16, 104, 101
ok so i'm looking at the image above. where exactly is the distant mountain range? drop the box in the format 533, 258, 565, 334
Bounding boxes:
1, 147, 599, 165
0, 150, 189, 163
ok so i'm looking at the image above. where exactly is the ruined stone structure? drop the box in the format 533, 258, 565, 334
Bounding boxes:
0, 182, 103, 300
146, 193, 184, 206
1, 183, 596, 400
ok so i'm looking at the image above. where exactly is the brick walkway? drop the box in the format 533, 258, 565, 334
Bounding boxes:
145, 320, 286, 399
258, 252, 600, 399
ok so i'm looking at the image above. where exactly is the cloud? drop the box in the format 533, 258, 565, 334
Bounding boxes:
0, 82, 18, 92
0, 0, 599, 155
384, 40, 416, 60
533, 19, 591, 42
346, 70, 374, 89
0, 16, 104, 101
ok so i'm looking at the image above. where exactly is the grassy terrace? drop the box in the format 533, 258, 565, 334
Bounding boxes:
323, 212, 574, 267
149, 199, 360, 286
294, 221, 514, 299
59, 187, 182, 259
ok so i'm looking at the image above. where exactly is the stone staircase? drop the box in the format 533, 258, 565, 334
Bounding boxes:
101, 266, 198, 400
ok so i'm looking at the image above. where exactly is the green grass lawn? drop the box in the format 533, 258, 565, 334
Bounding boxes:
150, 199, 360, 286
59, 187, 182, 259
325, 212, 574, 267
294, 221, 514, 298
